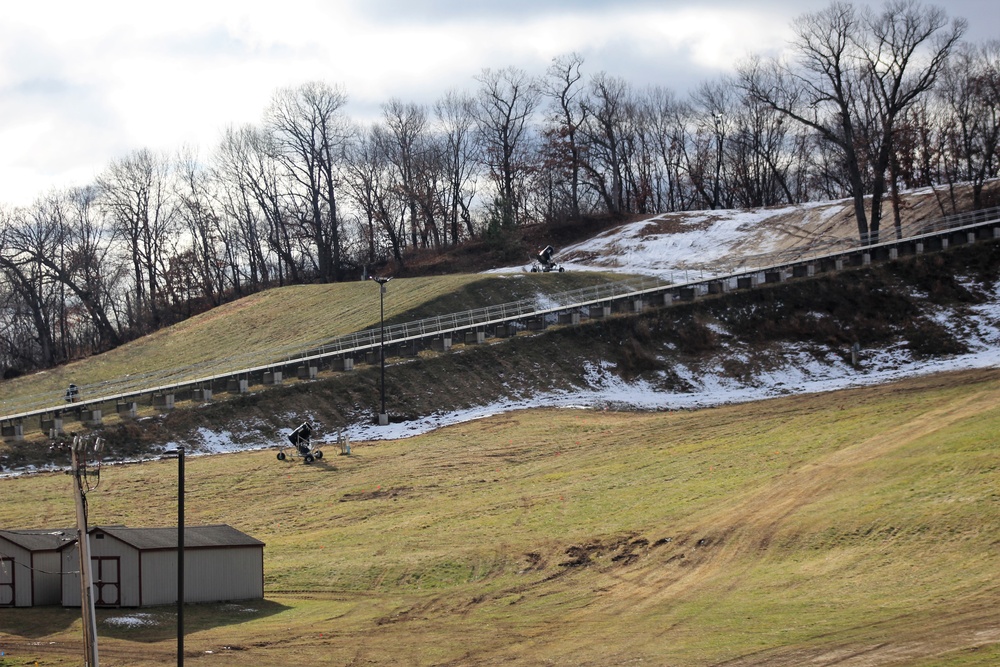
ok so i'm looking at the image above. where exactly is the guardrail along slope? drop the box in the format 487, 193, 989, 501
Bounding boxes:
0, 272, 624, 424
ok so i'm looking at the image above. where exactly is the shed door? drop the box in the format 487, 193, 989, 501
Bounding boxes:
0, 557, 13, 606
92, 557, 120, 607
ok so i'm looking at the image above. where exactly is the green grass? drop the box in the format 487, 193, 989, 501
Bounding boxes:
1, 368, 998, 665
4, 207, 1000, 665
0, 271, 619, 416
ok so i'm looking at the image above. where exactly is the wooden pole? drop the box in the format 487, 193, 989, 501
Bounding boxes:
71, 438, 99, 666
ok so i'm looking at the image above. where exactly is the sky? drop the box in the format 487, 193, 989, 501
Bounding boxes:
0, 0, 994, 208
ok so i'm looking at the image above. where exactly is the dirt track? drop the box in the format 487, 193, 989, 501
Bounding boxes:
481, 374, 1000, 665
3, 372, 999, 666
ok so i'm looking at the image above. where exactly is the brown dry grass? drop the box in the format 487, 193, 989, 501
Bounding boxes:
1, 369, 998, 666
0, 271, 618, 420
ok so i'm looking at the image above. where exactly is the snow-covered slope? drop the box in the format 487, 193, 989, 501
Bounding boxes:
10, 190, 997, 470
492, 186, 978, 280
185, 192, 1000, 454
550, 200, 851, 279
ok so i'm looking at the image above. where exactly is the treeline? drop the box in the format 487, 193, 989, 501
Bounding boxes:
1, 0, 997, 377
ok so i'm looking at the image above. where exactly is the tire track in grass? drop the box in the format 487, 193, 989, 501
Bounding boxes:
545, 385, 1000, 662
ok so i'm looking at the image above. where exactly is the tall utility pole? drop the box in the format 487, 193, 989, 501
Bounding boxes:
370, 276, 391, 426
162, 446, 185, 667
70, 435, 102, 667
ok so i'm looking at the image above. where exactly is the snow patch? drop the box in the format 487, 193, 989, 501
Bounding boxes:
5, 197, 1000, 478
105, 613, 158, 628
487, 197, 858, 280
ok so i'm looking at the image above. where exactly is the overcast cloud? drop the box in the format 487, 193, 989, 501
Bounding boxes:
0, 0, 993, 206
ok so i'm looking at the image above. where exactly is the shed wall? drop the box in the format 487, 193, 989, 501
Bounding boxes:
139, 550, 176, 607
141, 547, 264, 605
187, 547, 264, 602
0, 556, 14, 606
61, 540, 141, 607
90, 535, 140, 607
60, 531, 264, 607
0, 541, 31, 607
31, 552, 62, 606
60, 548, 81, 607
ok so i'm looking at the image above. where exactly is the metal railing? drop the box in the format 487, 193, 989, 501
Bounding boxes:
686, 205, 1000, 278
2, 205, 999, 425
0, 275, 668, 421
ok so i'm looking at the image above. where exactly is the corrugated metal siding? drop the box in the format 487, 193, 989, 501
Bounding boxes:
0, 542, 32, 607
60, 528, 264, 607
90, 534, 139, 607
139, 550, 177, 607
139, 547, 264, 606
61, 536, 139, 607
1, 530, 71, 607
0, 556, 14, 606
186, 547, 263, 603
31, 552, 62, 606
61, 548, 81, 607
0, 542, 28, 607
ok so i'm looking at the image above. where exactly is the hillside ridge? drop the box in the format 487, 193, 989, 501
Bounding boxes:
3, 234, 998, 472
2, 183, 1000, 471
2, 189, 1000, 666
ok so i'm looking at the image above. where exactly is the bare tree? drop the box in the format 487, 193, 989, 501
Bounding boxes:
474, 67, 542, 226
543, 53, 588, 220
23, 189, 122, 353
579, 72, 637, 216
936, 40, 1000, 208
645, 86, 694, 212
740, 0, 965, 243
434, 90, 479, 243
97, 148, 177, 331
214, 124, 298, 287
410, 134, 449, 248
688, 79, 734, 209
380, 99, 429, 248
266, 81, 348, 282
175, 148, 227, 306
0, 188, 124, 369
0, 206, 59, 368
862, 1, 967, 239
718, 75, 804, 208
343, 123, 408, 267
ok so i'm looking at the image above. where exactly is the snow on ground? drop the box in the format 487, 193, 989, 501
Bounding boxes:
302, 340, 1000, 448
160, 340, 1000, 460
104, 613, 158, 628
146, 323, 999, 459
0, 323, 981, 472
489, 199, 849, 280
316, 202, 1000, 448
3, 198, 998, 475
193, 427, 241, 453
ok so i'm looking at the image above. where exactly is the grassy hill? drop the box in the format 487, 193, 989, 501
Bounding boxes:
2, 195, 1000, 664
2, 238, 998, 471
0, 368, 998, 665
0, 271, 620, 418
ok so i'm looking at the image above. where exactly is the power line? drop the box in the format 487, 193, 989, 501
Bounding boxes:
0, 548, 79, 576
0, 531, 78, 575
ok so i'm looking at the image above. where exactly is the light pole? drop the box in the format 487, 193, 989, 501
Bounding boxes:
712, 112, 724, 210
370, 276, 391, 425
162, 446, 185, 667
